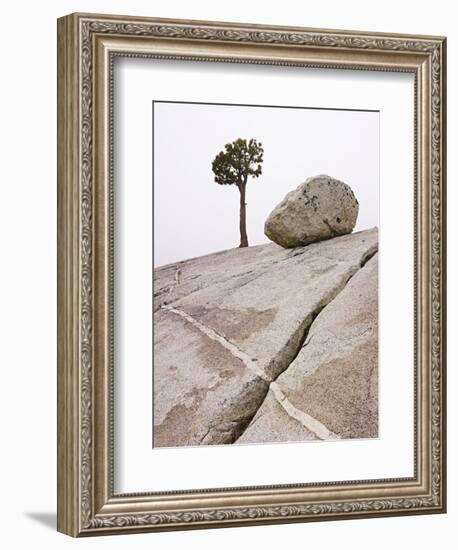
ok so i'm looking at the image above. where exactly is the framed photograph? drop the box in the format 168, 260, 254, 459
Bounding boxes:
57, 13, 446, 536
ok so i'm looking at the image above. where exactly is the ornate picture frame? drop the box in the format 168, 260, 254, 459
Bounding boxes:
57, 12, 446, 536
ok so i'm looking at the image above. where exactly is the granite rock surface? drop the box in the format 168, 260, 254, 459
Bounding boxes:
154, 228, 378, 447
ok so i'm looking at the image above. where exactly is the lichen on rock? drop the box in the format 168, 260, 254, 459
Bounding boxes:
264, 174, 359, 248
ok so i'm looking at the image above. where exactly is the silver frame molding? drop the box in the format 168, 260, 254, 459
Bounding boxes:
57, 12, 446, 537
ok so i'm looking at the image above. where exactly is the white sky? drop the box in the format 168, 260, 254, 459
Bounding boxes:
154, 102, 379, 267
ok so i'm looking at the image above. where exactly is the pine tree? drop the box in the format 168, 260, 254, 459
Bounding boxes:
212, 138, 264, 247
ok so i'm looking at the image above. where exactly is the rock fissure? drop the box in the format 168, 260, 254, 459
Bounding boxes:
322, 218, 339, 236
359, 247, 378, 267
156, 263, 276, 311
238, 252, 379, 443
235, 244, 378, 442
162, 296, 345, 441
153, 228, 379, 447
162, 305, 272, 384
269, 383, 339, 440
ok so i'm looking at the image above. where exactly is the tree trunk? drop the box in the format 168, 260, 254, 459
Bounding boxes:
238, 183, 248, 247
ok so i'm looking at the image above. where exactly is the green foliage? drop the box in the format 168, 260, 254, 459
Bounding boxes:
212, 138, 264, 187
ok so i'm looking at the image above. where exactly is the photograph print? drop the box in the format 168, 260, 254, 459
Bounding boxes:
153, 100, 379, 448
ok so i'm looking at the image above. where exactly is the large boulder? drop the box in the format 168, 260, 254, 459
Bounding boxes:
264, 174, 359, 248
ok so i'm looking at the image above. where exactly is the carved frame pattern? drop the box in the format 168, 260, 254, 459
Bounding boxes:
57, 13, 446, 536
